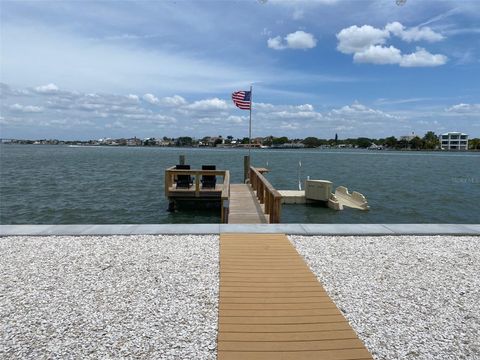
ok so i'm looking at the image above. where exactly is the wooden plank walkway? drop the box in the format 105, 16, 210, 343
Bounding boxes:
228, 184, 267, 224
218, 233, 372, 360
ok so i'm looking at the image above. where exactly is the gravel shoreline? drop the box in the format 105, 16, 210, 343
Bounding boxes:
0, 235, 219, 360
290, 235, 480, 360
2, 234, 479, 359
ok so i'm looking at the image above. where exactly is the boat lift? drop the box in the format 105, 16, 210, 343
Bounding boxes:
279, 179, 369, 211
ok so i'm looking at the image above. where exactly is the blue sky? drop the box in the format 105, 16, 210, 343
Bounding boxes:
1, 0, 479, 140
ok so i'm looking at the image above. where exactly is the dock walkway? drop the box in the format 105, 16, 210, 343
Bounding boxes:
217, 233, 372, 360
228, 184, 267, 224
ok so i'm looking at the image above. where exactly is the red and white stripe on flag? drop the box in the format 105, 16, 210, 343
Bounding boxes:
232, 90, 251, 110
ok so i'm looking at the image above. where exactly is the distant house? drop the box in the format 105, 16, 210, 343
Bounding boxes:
440, 132, 468, 150
368, 143, 384, 150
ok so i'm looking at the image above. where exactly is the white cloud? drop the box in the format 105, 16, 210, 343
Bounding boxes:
268, 31, 317, 50
329, 101, 396, 119
152, 114, 177, 124
385, 22, 444, 43
226, 115, 244, 124
5, 83, 473, 139
354, 45, 402, 64
270, 110, 322, 121
296, 104, 314, 111
336, 22, 447, 67
399, 47, 448, 67
126, 94, 139, 103
186, 98, 228, 110
105, 120, 126, 129
160, 95, 187, 107
35, 83, 59, 94
268, 36, 285, 50
254, 102, 276, 111
142, 93, 159, 104
9, 103, 44, 113
445, 103, 480, 114
336, 25, 389, 54
280, 121, 301, 130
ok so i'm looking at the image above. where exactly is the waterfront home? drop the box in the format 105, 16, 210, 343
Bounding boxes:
440, 132, 468, 150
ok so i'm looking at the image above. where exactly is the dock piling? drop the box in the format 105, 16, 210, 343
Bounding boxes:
243, 156, 250, 183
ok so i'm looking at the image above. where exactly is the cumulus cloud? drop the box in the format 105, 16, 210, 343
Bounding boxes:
268, 36, 285, 50
336, 22, 447, 67
329, 101, 396, 119
9, 103, 44, 113
296, 104, 314, 111
126, 94, 140, 103
186, 98, 229, 110
385, 22, 444, 42
142, 93, 159, 104
353, 45, 402, 64
336, 25, 389, 54
35, 83, 59, 94
226, 115, 244, 124
1, 83, 30, 97
268, 31, 317, 50
160, 95, 187, 107
399, 47, 448, 67
2, 83, 453, 139
269, 110, 321, 121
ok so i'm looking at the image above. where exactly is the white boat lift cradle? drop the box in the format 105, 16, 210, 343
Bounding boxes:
278, 179, 370, 211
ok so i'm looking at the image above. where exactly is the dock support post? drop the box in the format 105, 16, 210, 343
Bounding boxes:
243, 155, 250, 183
179, 155, 185, 165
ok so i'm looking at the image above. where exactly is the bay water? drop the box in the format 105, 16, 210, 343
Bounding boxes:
1, 144, 479, 224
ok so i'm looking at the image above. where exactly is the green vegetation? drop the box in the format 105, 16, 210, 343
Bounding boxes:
469, 138, 480, 150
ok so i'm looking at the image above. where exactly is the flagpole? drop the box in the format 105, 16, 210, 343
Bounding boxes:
249, 85, 252, 158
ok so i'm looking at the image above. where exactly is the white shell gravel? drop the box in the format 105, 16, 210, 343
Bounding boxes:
290, 235, 480, 360
0, 235, 219, 360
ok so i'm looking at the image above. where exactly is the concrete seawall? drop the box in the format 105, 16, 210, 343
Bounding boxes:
1, 223, 479, 236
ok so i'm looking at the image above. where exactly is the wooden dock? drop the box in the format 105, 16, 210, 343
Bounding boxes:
228, 184, 267, 224
218, 233, 372, 360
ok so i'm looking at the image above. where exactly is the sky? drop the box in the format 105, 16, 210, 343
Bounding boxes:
1, 0, 479, 140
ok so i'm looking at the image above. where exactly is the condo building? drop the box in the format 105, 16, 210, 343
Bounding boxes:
440, 132, 468, 150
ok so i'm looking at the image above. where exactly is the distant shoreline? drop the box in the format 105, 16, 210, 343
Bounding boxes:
1, 143, 479, 152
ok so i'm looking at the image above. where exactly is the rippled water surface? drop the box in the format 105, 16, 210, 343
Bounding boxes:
1, 145, 479, 224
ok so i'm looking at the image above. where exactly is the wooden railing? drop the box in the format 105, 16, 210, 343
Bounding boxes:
164, 167, 230, 223
248, 166, 282, 223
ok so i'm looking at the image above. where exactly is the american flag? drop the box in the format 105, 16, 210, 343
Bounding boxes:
232, 90, 251, 110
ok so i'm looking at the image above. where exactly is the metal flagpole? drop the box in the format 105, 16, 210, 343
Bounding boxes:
249, 85, 252, 158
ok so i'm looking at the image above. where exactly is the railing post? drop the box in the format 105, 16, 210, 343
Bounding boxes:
259, 182, 264, 204
195, 171, 200, 197
274, 195, 281, 223
265, 191, 270, 213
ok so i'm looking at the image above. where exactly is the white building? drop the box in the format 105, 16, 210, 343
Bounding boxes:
440, 132, 468, 150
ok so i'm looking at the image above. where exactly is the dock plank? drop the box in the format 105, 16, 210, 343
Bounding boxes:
228, 184, 267, 224
218, 233, 372, 360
